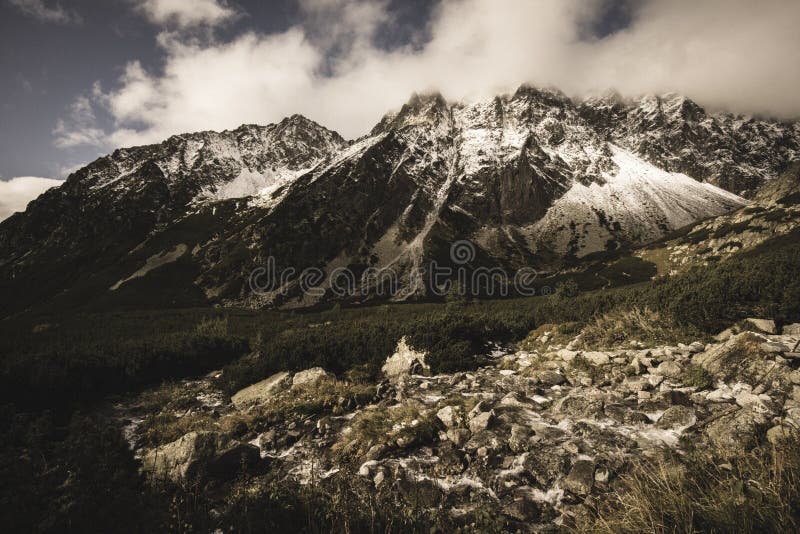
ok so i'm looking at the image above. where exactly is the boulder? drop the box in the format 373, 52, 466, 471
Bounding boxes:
582, 351, 610, 366
509, 424, 535, 453
446, 428, 471, 447
744, 318, 776, 334
469, 410, 496, 433
557, 349, 579, 363
142, 431, 215, 483
554, 390, 604, 418
436, 405, 462, 429
536, 370, 566, 386
656, 406, 697, 429
231, 371, 290, 409
654, 361, 682, 378
760, 342, 789, 354
715, 328, 735, 342
382, 337, 430, 381
563, 460, 594, 496
688, 341, 706, 353
766, 425, 796, 447
783, 323, 800, 336
291, 367, 332, 389
141, 431, 259, 484
706, 407, 770, 457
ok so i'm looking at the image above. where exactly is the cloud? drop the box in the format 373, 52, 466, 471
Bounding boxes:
8, 0, 82, 24
65, 0, 800, 147
135, 0, 238, 29
0, 177, 62, 221
52, 91, 108, 148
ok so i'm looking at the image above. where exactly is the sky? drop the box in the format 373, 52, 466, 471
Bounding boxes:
1, 0, 799, 221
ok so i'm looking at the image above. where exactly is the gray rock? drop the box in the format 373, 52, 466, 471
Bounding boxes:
654, 361, 682, 378
291, 367, 332, 389
744, 318, 776, 334
469, 410, 496, 433
715, 328, 735, 342
563, 460, 594, 496
231, 371, 290, 409
141, 431, 259, 484
766, 425, 795, 447
382, 337, 430, 381
783, 323, 800, 336
436, 405, 462, 429
554, 391, 605, 418
582, 351, 610, 366
688, 341, 706, 353
706, 407, 770, 457
760, 342, 789, 354
537, 370, 566, 386
142, 431, 215, 483
446, 428, 471, 447
509, 424, 534, 453
656, 406, 697, 429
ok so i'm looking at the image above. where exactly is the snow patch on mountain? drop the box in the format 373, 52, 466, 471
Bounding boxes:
197, 167, 312, 202
526, 146, 747, 257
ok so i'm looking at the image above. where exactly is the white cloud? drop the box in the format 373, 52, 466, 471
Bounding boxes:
52, 92, 109, 148
65, 0, 800, 147
0, 177, 62, 221
8, 0, 81, 24
135, 0, 237, 29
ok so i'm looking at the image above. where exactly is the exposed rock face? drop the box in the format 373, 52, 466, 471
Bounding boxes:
231, 371, 290, 409
6, 87, 796, 314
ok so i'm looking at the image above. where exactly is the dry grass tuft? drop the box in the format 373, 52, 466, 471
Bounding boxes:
582, 446, 800, 534
578, 307, 702, 349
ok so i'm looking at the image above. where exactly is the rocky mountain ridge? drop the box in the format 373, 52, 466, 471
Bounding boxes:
1, 86, 798, 314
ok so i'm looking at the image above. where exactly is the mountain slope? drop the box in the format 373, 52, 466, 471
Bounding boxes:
1, 86, 797, 315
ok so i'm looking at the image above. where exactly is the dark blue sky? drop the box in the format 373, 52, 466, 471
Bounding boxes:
0, 0, 441, 179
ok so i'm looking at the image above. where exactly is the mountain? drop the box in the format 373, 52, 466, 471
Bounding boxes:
1, 87, 798, 315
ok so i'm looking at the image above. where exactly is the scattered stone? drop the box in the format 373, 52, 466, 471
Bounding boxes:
231, 372, 290, 409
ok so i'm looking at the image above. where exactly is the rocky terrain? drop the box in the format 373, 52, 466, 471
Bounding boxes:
2, 88, 798, 315
638, 162, 800, 275
116, 318, 800, 532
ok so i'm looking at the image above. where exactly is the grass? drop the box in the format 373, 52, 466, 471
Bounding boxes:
577, 307, 703, 350
584, 446, 800, 534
